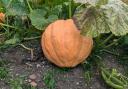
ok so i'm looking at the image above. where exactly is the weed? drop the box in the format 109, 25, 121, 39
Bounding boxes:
9, 76, 36, 89
84, 71, 92, 84
43, 70, 56, 89
55, 67, 71, 73
0, 67, 8, 79
0, 59, 8, 67
0, 59, 9, 79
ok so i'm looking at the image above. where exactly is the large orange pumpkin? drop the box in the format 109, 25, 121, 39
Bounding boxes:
41, 19, 93, 67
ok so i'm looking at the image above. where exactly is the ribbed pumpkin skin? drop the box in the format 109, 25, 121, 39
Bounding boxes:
0, 13, 5, 23
41, 19, 93, 67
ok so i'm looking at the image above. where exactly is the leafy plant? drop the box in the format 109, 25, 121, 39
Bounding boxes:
73, 0, 128, 37
9, 76, 35, 89
101, 68, 128, 89
43, 70, 56, 89
0, 60, 9, 79
0, 67, 8, 79
0, 0, 78, 50
29, 9, 58, 30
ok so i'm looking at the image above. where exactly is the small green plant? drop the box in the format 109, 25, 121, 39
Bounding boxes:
9, 76, 36, 89
0, 60, 8, 67
0, 67, 8, 79
0, 60, 9, 79
84, 71, 92, 84
9, 78, 24, 89
43, 70, 56, 89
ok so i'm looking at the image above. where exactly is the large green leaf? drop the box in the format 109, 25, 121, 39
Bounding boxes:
29, 9, 58, 30
29, 9, 47, 30
73, 6, 110, 37
73, 0, 128, 37
2, 0, 28, 16
101, 0, 128, 36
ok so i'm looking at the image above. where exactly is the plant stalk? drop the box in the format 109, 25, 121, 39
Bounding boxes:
100, 34, 114, 46
26, 0, 33, 13
19, 44, 34, 60
104, 37, 123, 48
101, 68, 125, 87
101, 71, 124, 89
23, 36, 41, 40
102, 49, 119, 56
0, 23, 19, 29
69, 0, 72, 18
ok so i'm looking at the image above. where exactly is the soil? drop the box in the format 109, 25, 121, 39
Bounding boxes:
0, 39, 126, 89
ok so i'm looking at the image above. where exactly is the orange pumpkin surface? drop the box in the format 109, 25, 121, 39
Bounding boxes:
41, 19, 93, 67
0, 13, 5, 23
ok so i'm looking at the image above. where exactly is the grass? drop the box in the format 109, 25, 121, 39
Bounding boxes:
0, 67, 8, 79
0, 59, 9, 67
0, 60, 9, 79
0, 59, 35, 89
43, 70, 56, 89
9, 76, 36, 89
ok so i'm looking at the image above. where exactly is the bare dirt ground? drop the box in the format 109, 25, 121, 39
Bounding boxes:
0, 39, 126, 89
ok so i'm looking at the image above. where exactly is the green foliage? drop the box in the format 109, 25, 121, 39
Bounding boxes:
0, 67, 8, 79
74, 0, 128, 37
1, 0, 28, 16
9, 76, 36, 89
101, 68, 128, 89
9, 77, 24, 89
0, 60, 8, 67
29, 9, 58, 30
101, 0, 128, 36
0, 60, 9, 79
43, 70, 56, 89
124, 35, 128, 45
4, 34, 20, 45
0, 0, 77, 50
55, 67, 71, 73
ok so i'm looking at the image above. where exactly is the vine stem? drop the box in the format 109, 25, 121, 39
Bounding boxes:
101, 70, 124, 89
100, 34, 114, 46
104, 37, 123, 48
19, 44, 34, 60
26, 0, 33, 13
101, 49, 119, 56
0, 23, 19, 29
23, 36, 41, 40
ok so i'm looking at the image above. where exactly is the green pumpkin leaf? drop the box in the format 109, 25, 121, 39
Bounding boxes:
2, 0, 28, 16
74, 7, 110, 37
29, 9, 47, 30
29, 9, 58, 30
101, 0, 128, 36
47, 15, 58, 23
73, 0, 128, 37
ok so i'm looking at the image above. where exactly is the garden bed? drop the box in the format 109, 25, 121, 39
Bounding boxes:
0, 39, 127, 89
